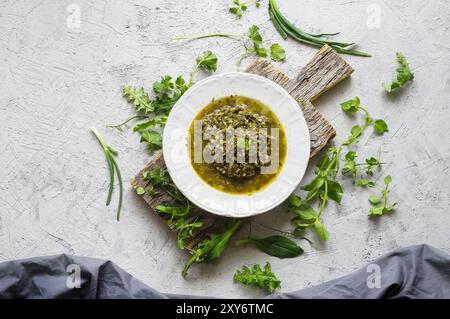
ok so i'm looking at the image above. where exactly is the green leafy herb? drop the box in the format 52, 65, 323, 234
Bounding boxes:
359, 175, 397, 217
155, 203, 190, 223
122, 86, 155, 115
176, 218, 203, 249
374, 119, 389, 134
340, 96, 389, 140
120, 55, 218, 153
288, 95, 394, 236
342, 150, 384, 179
176, 25, 285, 66
234, 262, 281, 293
383, 52, 414, 93
140, 130, 162, 152
196, 50, 218, 73
143, 168, 171, 187
141, 167, 201, 249
270, 43, 286, 61
136, 187, 145, 195
288, 195, 329, 240
147, 186, 159, 197
229, 0, 261, 18
91, 127, 123, 221
236, 235, 303, 258
182, 220, 242, 277
133, 116, 167, 132
229, 0, 248, 17
268, 0, 370, 57
189, 50, 218, 85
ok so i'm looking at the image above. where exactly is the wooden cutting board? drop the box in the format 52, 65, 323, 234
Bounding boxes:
130, 45, 353, 249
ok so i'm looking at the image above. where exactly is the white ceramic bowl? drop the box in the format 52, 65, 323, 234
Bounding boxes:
163, 72, 310, 218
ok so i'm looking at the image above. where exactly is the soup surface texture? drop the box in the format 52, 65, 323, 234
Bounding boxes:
188, 95, 287, 194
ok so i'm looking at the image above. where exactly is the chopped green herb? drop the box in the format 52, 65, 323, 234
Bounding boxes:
383, 52, 414, 93
136, 187, 145, 195
234, 262, 281, 293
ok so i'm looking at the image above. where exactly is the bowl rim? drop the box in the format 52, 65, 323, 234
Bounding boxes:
162, 71, 310, 218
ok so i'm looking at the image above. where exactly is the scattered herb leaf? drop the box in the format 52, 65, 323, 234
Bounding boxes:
374, 119, 389, 134
383, 52, 414, 93
270, 43, 286, 61
234, 262, 281, 293
182, 220, 242, 277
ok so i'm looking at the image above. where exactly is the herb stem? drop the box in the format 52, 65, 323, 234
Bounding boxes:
107, 115, 148, 130
174, 33, 244, 41
110, 156, 123, 221
318, 180, 328, 217
91, 127, 123, 221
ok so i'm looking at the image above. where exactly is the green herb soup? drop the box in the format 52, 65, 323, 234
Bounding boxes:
188, 95, 287, 194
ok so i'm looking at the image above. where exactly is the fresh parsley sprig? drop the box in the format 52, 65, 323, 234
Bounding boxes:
234, 262, 281, 293
91, 127, 123, 221
384, 52, 414, 93
229, 0, 261, 18
189, 50, 218, 86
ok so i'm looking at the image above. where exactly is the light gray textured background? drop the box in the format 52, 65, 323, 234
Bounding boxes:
0, 0, 449, 298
